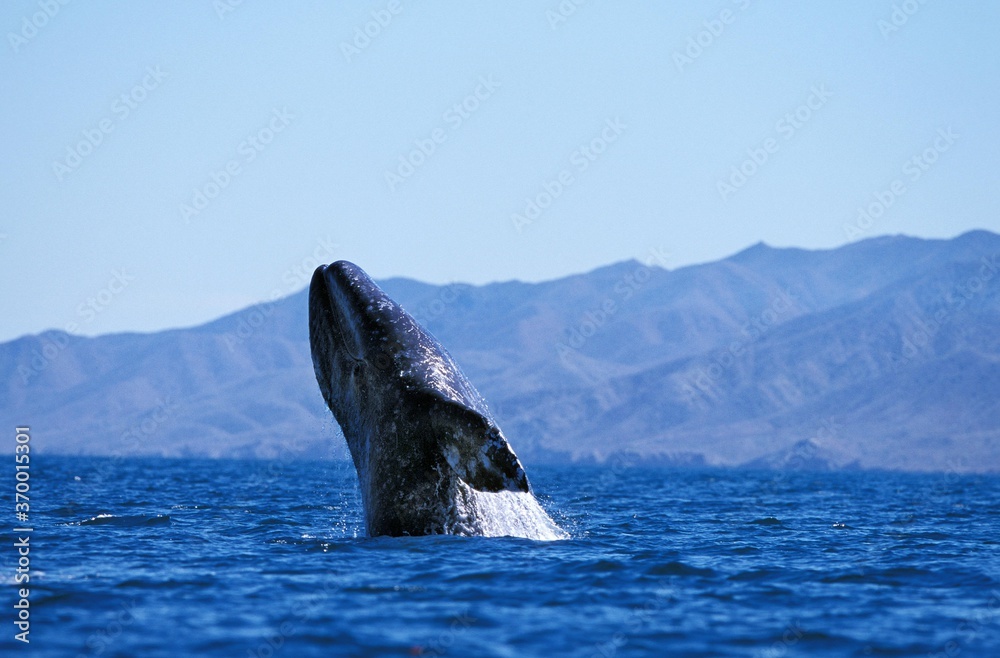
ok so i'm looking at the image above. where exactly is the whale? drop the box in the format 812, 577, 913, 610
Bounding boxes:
308, 260, 561, 539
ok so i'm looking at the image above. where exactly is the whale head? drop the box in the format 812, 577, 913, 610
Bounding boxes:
308, 261, 530, 536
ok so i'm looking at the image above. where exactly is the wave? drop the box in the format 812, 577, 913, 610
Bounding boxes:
73, 513, 171, 527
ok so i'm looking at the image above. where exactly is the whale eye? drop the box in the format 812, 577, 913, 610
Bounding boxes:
372, 351, 393, 373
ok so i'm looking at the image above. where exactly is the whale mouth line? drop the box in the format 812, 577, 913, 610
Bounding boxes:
310, 266, 365, 366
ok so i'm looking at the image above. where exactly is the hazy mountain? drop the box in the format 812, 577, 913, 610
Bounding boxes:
3, 230, 999, 472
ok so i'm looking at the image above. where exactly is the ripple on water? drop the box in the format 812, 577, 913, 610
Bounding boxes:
73, 514, 171, 527
23, 457, 1000, 658
574, 558, 627, 573
646, 561, 715, 577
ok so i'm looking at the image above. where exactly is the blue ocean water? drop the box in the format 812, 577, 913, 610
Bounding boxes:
3, 456, 999, 657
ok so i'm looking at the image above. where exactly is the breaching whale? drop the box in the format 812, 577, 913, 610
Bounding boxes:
308, 261, 562, 539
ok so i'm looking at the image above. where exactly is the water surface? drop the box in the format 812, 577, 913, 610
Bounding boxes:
3, 457, 999, 656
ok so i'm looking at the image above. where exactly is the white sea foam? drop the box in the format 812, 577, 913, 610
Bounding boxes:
444, 480, 567, 541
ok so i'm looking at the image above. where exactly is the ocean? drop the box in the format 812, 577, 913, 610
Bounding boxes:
3, 456, 999, 657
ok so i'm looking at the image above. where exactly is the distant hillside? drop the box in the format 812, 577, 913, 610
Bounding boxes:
3, 230, 999, 472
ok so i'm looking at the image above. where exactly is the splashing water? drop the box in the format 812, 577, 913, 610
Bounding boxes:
442, 480, 567, 540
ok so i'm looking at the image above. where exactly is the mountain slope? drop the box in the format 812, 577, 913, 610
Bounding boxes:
3, 231, 999, 471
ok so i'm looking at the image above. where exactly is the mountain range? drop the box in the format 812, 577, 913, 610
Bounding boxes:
4, 230, 999, 472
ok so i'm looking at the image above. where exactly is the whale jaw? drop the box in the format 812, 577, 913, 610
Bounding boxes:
308, 261, 534, 537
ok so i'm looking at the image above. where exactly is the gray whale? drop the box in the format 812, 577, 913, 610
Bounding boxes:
308, 261, 560, 538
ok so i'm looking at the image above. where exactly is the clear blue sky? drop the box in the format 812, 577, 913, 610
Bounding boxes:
2, 1, 998, 342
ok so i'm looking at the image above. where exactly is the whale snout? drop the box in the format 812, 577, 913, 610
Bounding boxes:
309, 262, 371, 363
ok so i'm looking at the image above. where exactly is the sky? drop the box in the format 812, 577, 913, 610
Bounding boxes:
2, 1, 998, 342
